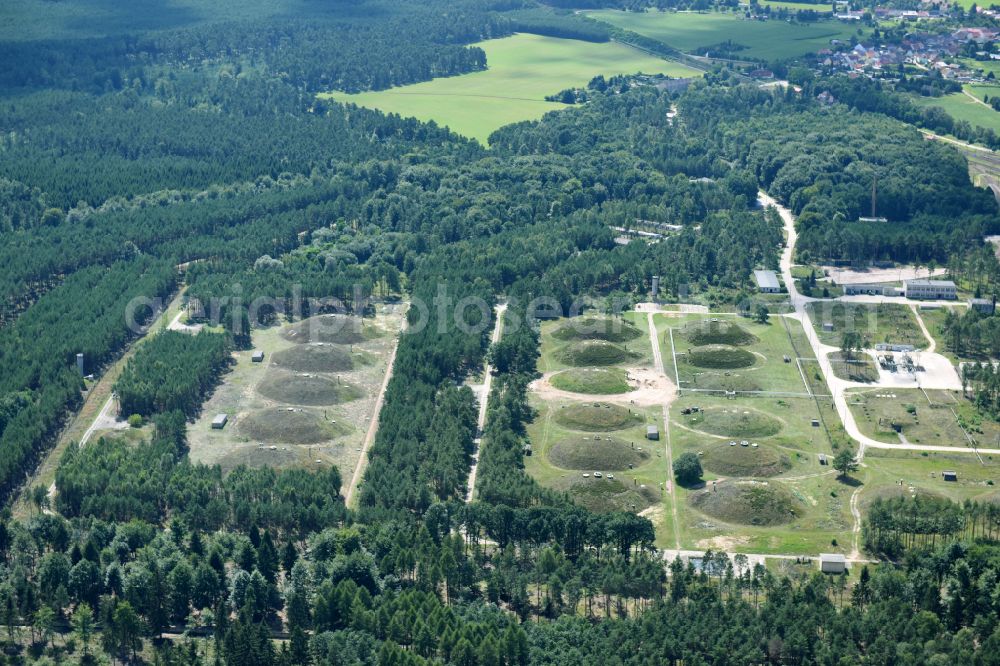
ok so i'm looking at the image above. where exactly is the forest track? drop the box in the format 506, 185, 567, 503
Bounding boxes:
466, 303, 506, 503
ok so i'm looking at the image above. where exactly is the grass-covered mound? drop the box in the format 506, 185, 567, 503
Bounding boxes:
684, 407, 782, 438
557, 476, 660, 513
281, 314, 384, 345
550, 368, 631, 394
685, 373, 762, 393
257, 372, 363, 406
701, 443, 791, 478
272, 344, 372, 373
556, 340, 638, 367
680, 320, 757, 347
685, 345, 756, 369
548, 436, 650, 471
689, 481, 801, 526
554, 402, 642, 431
552, 316, 642, 343
238, 407, 352, 444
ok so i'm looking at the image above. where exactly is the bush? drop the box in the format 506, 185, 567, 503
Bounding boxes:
127, 414, 143, 429
673, 452, 703, 487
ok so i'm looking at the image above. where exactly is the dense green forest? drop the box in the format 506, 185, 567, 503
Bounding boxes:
3, 0, 1000, 663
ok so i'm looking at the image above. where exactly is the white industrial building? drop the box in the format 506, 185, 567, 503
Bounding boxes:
753, 270, 782, 293
903, 279, 956, 300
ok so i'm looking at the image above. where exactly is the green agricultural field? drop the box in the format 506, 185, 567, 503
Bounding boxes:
807, 302, 925, 349
587, 9, 863, 61
666, 393, 851, 555
846, 387, 1000, 448
321, 33, 700, 144
911, 90, 1000, 135
658, 313, 812, 395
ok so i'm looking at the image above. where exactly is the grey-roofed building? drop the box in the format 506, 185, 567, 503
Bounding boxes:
969, 298, 995, 315
646, 425, 659, 441
903, 279, 956, 300
212, 413, 229, 430
252, 351, 265, 363
753, 269, 781, 293
819, 553, 846, 574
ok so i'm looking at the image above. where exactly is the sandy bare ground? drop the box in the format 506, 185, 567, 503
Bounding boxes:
820, 265, 947, 285
530, 366, 675, 407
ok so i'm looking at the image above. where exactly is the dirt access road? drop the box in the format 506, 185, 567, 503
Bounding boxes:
465, 303, 507, 503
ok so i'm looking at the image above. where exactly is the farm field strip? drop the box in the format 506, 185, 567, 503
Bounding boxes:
587, 9, 865, 61
320, 33, 700, 144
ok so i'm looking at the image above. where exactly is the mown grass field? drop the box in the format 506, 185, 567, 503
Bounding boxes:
587, 9, 863, 61
656, 313, 811, 395
666, 392, 851, 555
911, 90, 1000, 135
320, 33, 700, 144
861, 447, 1000, 508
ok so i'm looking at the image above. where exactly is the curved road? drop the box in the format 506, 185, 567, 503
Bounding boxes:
763, 191, 1000, 458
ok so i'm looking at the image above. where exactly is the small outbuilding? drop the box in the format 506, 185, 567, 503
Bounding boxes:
646, 425, 660, 441
969, 298, 996, 315
211, 413, 229, 430
818, 453, 828, 465
942, 470, 957, 482
822, 322, 834, 332
819, 553, 846, 574
251, 351, 265, 363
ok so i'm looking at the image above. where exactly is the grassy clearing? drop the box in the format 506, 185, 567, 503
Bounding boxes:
526, 396, 666, 513
911, 90, 1000, 135
588, 9, 864, 61
659, 313, 810, 394
667, 391, 850, 555
828, 351, 879, 383
187, 303, 404, 475
679, 320, 758, 346
539, 312, 652, 373
553, 402, 643, 431
807, 302, 925, 349
861, 448, 1000, 508
846, 387, 1000, 448
682, 406, 783, 438
320, 33, 699, 144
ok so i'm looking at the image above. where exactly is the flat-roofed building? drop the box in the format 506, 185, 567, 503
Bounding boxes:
904, 279, 956, 300
819, 553, 846, 574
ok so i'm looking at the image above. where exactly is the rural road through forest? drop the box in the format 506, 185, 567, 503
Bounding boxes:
465, 303, 507, 503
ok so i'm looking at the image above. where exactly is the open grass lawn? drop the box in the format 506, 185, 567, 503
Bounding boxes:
960, 59, 1000, 78
911, 90, 1000, 136
846, 387, 1000, 448
861, 448, 1000, 509
320, 33, 700, 145
667, 393, 851, 555
742, 0, 833, 11
587, 9, 864, 61
657, 313, 811, 394
807, 302, 925, 349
